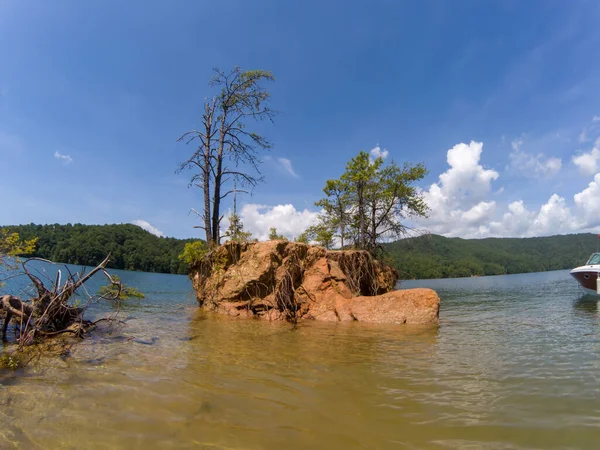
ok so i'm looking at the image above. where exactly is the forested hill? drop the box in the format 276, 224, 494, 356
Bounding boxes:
384, 233, 599, 280
3, 224, 198, 274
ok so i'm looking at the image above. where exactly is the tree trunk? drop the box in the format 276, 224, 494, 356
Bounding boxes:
212, 121, 226, 246
370, 200, 377, 253
203, 108, 213, 244
357, 182, 366, 249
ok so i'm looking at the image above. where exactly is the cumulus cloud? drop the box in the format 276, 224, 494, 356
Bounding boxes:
229, 203, 319, 241
482, 195, 575, 237
417, 141, 500, 237
572, 138, 600, 176
486, 200, 535, 236
54, 151, 73, 164
509, 139, 562, 178
277, 157, 299, 178
573, 174, 600, 230
370, 146, 389, 160
529, 194, 573, 236
413, 137, 600, 238
132, 219, 164, 237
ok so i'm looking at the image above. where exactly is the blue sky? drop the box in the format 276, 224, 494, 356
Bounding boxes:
2, 0, 600, 240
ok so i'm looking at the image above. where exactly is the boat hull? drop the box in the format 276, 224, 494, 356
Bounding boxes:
570, 266, 600, 293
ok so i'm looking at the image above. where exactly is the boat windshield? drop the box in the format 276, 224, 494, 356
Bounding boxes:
587, 253, 600, 265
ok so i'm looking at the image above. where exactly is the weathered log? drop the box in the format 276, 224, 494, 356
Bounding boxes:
0, 295, 33, 341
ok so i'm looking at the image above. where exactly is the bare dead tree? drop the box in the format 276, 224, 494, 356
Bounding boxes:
177, 66, 276, 246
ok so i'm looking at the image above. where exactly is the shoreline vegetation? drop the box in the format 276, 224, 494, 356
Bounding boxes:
2, 223, 597, 279
4, 224, 598, 279
1, 223, 196, 274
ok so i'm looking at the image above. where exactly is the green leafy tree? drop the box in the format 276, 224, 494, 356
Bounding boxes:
362, 160, 428, 252
97, 275, 145, 300
315, 179, 351, 248
340, 151, 382, 249
177, 67, 277, 246
316, 151, 428, 254
0, 229, 37, 287
178, 241, 208, 267
307, 223, 335, 249
295, 231, 310, 244
224, 213, 252, 241
268, 227, 286, 240
0, 228, 37, 264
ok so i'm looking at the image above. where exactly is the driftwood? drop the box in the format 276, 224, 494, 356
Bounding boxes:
0, 255, 122, 346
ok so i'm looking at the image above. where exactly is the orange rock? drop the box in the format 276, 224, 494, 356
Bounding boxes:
343, 289, 440, 324
190, 241, 439, 325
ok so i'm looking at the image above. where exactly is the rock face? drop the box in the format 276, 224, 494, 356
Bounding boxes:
190, 240, 439, 325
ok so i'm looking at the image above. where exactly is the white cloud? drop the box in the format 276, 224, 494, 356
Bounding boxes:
370, 146, 389, 160
573, 174, 600, 230
54, 151, 73, 164
277, 157, 299, 178
529, 194, 573, 236
509, 139, 562, 178
417, 141, 499, 237
132, 219, 164, 237
231, 203, 319, 241
486, 200, 535, 236
265, 156, 299, 178
572, 138, 600, 176
414, 140, 593, 238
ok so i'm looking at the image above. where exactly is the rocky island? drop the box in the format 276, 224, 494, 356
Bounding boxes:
191, 240, 440, 325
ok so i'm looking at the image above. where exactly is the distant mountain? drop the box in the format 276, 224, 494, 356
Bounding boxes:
384, 233, 598, 279
3, 223, 199, 274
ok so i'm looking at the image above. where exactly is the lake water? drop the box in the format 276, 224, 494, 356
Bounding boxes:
1, 265, 600, 449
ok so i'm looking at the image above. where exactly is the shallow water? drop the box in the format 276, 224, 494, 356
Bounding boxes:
1, 265, 600, 449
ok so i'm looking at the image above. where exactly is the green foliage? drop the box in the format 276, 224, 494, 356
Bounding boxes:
2, 224, 199, 274
0, 228, 37, 263
178, 241, 208, 267
268, 227, 287, 241
385, 233, 600, 279
224, 214, 252, 241
297, 224, 335, 249
295, 232, 310, 244
0, 228, 37, 287
315, 150, 428, 253
0, 353, 21, 370
315, 179, 352, 247
97, 275, 145, 300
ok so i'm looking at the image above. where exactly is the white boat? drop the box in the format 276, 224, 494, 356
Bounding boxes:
570, 253, 600, 295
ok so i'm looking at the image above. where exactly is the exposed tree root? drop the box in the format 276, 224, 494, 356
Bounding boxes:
191, 241, 399, 324
0, 255, 124, 352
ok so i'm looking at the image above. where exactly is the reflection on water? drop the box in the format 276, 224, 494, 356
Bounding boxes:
1, 268, 600, 448
573, 295, 599, 316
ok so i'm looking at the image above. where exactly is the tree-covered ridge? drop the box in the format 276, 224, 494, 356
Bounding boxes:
2, 224, 198, 274
385, 233, 599, 279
